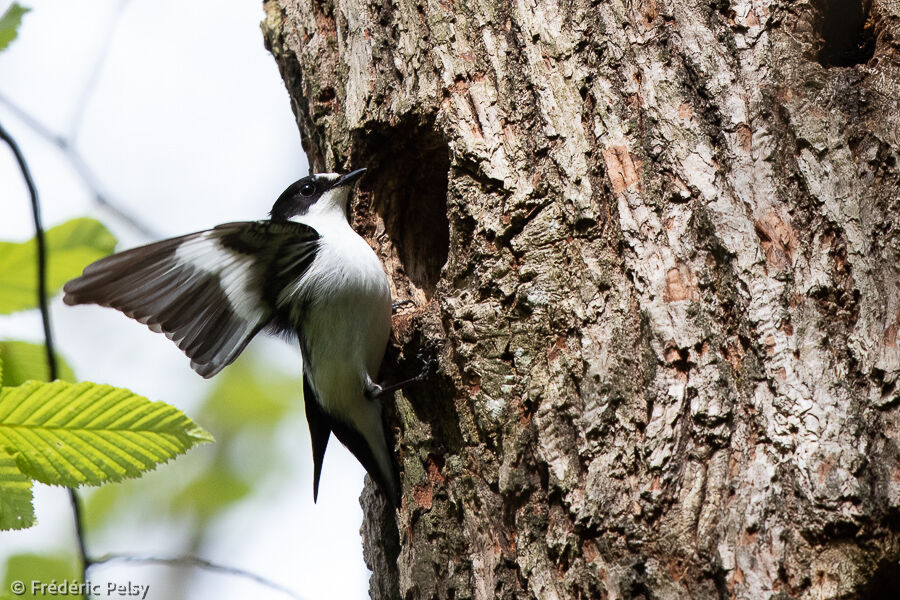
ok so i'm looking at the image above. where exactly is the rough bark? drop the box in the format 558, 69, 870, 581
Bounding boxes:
262, 0, 900, 598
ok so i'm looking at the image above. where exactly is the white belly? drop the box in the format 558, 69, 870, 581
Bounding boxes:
293, 221, 392, 415
287, 208, 396, 491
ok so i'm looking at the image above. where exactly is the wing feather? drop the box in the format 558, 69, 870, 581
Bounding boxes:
64, 221, 319, 378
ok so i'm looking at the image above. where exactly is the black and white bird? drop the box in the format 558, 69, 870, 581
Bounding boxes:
63, 169, 405, 506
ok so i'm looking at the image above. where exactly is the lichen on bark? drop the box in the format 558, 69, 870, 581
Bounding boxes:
262, 0, 900, 597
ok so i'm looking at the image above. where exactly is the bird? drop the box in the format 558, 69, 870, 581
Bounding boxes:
63, 168, 406, 507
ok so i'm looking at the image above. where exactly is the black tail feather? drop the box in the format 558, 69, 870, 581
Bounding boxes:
303, 375, 331, 503
329, 415, 401, 508
302, 374, 400, 508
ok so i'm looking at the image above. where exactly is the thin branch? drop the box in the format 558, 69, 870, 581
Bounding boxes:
0, 121, 89, 598
66, 148, 162, 239
0, 0, 156, 241
89, 554, 307, 600
69, 490, 90, 574
67, 0, 132, 142
0, 92, 64, 146
0, 93, 162, 240
0, 122, 53, 377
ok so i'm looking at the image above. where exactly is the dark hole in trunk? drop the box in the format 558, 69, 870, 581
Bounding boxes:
355, 118, 450, 299
812, 0, 876, 67
859, 558, 900, 600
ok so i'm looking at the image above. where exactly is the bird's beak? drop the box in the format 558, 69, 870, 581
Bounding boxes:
334, 168, 367, 188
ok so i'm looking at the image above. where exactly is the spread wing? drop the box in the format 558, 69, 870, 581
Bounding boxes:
63, 220, 319, 378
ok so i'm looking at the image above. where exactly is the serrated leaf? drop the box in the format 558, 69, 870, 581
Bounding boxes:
0, 450, 34, 531
84, 350, 301, 531
0, 218, 117, 314
0, 381, 213, 487
0, 341, 75, 386
0, 3, 29, 52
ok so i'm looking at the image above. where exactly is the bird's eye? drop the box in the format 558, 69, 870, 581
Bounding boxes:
299, 182, 316, 196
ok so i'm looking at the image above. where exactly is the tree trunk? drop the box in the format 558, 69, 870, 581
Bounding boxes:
261, 0, 900, 598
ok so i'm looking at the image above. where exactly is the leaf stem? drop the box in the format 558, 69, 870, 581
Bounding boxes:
1, 120, 90, 597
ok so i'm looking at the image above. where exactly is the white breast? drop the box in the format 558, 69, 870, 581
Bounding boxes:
285, 212, 392, 413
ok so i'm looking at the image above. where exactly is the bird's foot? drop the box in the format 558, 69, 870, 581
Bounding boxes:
366, 353, 434, 401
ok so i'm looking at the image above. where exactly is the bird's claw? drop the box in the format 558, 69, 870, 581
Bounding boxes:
367, 349, 435, 400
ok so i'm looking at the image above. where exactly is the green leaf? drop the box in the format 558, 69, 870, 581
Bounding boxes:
85, 350, 302, 531
0, 450, 34, 531
0, 341, 76, 386
0, 380, 213, 487
2, 554, 78, 600
0, 218, 117, 315
199, 354, 300, 429
171, 465, 252, 519
0, 3, 29, 52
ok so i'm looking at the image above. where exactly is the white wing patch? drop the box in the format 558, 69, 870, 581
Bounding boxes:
174, 233, 267, 324
64, 220, 320, 379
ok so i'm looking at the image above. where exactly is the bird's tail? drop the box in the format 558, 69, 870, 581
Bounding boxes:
303, 376, 400, 507
304, 375, 332, 503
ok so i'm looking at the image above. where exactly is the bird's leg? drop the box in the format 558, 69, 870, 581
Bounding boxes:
365, 356, 432, 401
371, 371, 427, 399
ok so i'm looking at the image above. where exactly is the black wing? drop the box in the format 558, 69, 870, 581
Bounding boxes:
63, 220, 319, 378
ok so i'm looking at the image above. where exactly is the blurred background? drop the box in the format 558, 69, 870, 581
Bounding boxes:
0, 1, 370, 598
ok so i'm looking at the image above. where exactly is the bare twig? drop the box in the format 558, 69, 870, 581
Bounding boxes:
0, 0, 156, 241
69, 490, 90, 574
89, 554, 306, 600
0, 93, 161, 240
0, 121, 90, 598
0, 123, 53, 377
67, 0, 132, 141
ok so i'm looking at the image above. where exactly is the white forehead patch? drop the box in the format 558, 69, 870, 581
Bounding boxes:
316, 173, 341, 184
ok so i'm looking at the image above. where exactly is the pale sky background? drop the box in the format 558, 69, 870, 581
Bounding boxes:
0, 1, 370, 598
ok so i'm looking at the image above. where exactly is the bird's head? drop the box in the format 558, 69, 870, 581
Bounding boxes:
270, 168, 367, 222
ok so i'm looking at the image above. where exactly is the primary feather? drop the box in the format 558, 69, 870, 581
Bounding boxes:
63, 221, 319, 378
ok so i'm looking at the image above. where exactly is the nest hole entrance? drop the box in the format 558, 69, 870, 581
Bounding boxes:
359, 122, 450, 299
812, 0, 876, 67
859, 558, 900, 600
